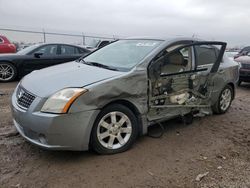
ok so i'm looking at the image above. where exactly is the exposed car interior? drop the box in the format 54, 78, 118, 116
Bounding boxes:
148, 42, 223, 118
160, 47, 192, 75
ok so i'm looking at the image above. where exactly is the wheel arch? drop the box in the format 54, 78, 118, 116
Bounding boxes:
0, 60, 16, 66
100, 99, 143, 136
212, 82, 235, 114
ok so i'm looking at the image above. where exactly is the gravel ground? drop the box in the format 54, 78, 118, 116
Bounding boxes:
0, 81, 250, 188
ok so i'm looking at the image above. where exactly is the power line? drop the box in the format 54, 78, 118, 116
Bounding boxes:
0, 28, 118, 40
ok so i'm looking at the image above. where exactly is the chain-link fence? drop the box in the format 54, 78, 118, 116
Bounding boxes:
0, 27, 123, 49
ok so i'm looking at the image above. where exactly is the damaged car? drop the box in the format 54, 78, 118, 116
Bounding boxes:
11, 37, 239, 154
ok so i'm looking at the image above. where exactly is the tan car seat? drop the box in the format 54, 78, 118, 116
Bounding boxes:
161, 51, 187, 74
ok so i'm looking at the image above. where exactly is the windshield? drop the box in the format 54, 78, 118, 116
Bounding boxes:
17, 44, 41, 55
83, 39, 162, 71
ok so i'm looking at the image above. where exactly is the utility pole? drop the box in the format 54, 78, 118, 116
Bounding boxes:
82, 33, 85, 45
43, 29, 46, 43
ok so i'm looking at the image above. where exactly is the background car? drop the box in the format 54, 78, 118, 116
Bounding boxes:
234, 46, 250, 59
235, 52, 250, 85
84, 39, 114, 51
0, 35, 17, 54
225, 50, 239, 61
17, 44, 32, 51
0, 43, 90, 82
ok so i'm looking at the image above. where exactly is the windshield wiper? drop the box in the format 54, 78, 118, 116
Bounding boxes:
83, 61, 118, 71
76, 57, 85, 63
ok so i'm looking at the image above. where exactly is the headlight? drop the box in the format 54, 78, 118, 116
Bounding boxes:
41, 88, 88, 113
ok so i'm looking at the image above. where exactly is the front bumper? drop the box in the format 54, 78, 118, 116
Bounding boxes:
11, 88, 100, 151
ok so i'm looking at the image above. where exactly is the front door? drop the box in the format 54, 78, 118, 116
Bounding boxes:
22, 44, 60, 75
147, 41, 226, 121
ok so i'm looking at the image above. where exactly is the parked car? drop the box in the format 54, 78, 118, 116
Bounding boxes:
225, 51, 239, 61
235, 52, 250, 85
84, 40, 114, 51
0, 35, 16, 54
17, 44, 32, 51
0, 43, 90, 82
234, 46, 250, 59
11, 37, 239, 154
96, 40, 113, 48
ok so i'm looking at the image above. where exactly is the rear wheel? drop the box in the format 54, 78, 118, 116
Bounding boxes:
91, 104, 138, 154
212, 85, 233, 114
0, 62, 17, 82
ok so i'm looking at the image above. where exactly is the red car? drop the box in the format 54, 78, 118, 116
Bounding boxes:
0, 35, 16, 53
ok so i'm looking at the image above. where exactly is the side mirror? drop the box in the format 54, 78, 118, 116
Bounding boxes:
34, 52, 43, 58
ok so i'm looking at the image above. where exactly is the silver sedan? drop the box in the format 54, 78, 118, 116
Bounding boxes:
11, 37, 239, 154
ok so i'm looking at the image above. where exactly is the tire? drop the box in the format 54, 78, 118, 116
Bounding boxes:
212, 85, 233, 114
0, 62, 17, 82
91, 104, 138, 154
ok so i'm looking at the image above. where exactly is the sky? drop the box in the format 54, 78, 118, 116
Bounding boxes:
0, 0, 250, 47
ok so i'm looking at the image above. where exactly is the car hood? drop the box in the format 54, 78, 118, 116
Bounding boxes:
21, 61, 124, 97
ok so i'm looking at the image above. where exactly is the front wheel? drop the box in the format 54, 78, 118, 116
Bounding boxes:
91, 104, 138, 154
212, 85, 233, 114
0, 62, 17, 82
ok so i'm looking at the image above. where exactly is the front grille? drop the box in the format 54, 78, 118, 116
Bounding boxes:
241, 63, 250, 69
16, 86, 36, 109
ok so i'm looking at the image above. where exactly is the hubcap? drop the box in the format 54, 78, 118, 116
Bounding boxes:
0, 64, 14, 81
220, 88, 232, 111
97, 111, 132, 150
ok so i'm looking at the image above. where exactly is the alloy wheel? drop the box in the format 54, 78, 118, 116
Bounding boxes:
0, 64, 15, 81
220, 88, 232, 111
97, 111, 132, 150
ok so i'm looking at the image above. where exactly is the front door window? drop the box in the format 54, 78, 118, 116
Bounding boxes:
33, 45, 58, 56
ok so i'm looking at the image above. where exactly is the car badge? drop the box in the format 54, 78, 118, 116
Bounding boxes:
17, 89, 24, 99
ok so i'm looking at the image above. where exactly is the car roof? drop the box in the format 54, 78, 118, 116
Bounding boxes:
241, 46, 250, 52
30, 43, 88, 49
124, 36, 202, 42
0, 35, 9, 41
0, 35, 7, 38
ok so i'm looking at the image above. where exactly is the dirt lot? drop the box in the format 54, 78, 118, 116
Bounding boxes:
0, 82, 250, 188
